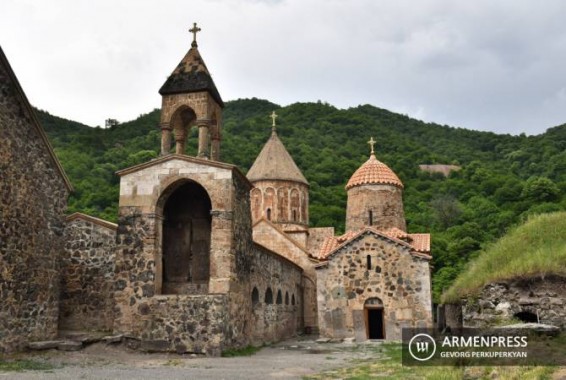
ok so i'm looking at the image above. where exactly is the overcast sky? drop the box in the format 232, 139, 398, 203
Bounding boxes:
2, 0, 566, 135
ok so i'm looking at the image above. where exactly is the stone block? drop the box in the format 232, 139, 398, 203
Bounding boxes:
28, 341, 63, 350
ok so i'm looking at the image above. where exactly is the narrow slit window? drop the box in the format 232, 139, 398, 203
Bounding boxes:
368, 210, 373, 226
367, 255, 372, 270
266, 208, 271, 220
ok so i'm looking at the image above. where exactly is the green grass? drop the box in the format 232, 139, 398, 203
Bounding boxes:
0, 359, 54, 372
303, 343, 558, 380
221, 345, 262, 357
443, 212, 566, 303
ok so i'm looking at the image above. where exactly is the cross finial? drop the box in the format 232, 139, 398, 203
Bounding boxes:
189, 22, 201, 47
270, 111, 278, 133
367, 137, 376, 155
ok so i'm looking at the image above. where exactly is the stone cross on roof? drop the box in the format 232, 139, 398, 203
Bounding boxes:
270, 111, 278, 133
189, 22, 201, 48
368, 137, 376, 155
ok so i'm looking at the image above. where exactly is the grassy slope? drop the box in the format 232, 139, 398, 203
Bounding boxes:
443, 212, 566, 302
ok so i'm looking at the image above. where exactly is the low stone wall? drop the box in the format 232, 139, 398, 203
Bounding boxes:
462, 276, 566, 328
249, 244, 303, 345
127, 295, 230, 356
60, 214, 116, 332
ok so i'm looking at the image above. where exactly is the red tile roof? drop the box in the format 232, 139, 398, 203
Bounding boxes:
346, 154, 403, 190
316, 227, 430, 260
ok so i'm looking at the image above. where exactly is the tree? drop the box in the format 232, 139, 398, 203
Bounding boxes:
521, 177, 560, 202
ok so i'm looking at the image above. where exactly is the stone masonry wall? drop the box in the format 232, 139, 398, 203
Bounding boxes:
462, 276, 566, 329
253, 220, 318, 331
0, 56, 70, 352
346, 184, 406, 232
249, 244, 303, 345
60, 214, 116, 332
317, 233, 432, 341
114, 157, 254, 354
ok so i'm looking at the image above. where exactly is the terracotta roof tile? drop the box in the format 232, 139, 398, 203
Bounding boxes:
407, 233, 430, 253
316, 228, 430, 259
346, 154, 403, 190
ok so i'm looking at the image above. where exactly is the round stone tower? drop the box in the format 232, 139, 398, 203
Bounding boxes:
345, 138, 406, 232
247, 112, 309, 245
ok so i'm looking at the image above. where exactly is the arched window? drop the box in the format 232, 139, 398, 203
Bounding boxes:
265, 287, 273, 304
252, 287, 259, 306
291, 294, 295, 305
276, 289, 283, 304
285, 291, 289, 305
266, 208, 272, 221
366, 255, 372, 270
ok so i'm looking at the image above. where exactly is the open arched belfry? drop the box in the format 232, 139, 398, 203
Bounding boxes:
112, 25, 307, 355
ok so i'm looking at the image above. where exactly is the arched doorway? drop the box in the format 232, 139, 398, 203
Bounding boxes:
162, 180, 211, 294
365, 298, 385, 339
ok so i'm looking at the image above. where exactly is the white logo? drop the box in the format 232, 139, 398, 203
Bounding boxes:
408, 333, 437, 361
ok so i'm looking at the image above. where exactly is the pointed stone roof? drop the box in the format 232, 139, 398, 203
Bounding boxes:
159, 45, 224, 107
346, 153, 403, 190
247, 131, 308, 185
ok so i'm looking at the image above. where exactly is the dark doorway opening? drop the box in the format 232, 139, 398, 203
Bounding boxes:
162, 181, 211, 294
514, 311, 538, 323
367, 309, 384, 339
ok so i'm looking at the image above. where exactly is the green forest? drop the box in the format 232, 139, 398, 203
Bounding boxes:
38, 98, 566, 301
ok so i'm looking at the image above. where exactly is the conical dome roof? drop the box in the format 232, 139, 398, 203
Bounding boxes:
247, 131, 308, 185
159, 44, 223, 107
346, 154, 403, 190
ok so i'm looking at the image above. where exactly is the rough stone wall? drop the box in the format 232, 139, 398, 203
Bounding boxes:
114, 156, 306, 354
346, 184, 406, 232
60, 215, 116, 332
253, 220, 318, 330
249, 244, 303, 345
462, 276, 566, 328
316, 233, 432, 340
0, 55, 70, 352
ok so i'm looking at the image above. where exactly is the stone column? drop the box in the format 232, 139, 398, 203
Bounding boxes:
211, 130, 221, 161
160, 123, 172, 156
197, 120, 210, 159
174, 126, 187, 155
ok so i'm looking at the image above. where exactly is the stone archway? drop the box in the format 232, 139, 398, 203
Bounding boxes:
161, 180, 212, 294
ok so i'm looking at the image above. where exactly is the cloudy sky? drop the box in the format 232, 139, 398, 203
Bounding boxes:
2, 0, 566, 135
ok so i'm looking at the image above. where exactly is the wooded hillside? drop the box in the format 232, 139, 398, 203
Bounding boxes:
38, 98, 566, 301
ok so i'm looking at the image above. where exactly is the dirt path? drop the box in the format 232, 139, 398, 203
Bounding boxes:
2, 338, 382, 380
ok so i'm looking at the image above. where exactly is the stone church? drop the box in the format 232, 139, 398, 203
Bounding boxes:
0, 27, 432, 355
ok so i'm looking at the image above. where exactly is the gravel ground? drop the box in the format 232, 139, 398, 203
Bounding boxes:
2, 338, 382, 380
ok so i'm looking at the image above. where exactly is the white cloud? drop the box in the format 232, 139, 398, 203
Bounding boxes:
2, 0, 566, 134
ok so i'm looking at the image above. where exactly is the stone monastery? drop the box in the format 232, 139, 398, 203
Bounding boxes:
0, 26, 432, 355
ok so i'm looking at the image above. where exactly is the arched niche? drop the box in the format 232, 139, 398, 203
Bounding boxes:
170, 105, 197, 154
160, 180, 212, 294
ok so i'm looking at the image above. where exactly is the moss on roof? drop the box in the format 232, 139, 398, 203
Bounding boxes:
442, 212, 566, 303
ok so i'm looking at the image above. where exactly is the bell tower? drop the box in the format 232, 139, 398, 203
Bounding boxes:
158, 23, 223, 160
